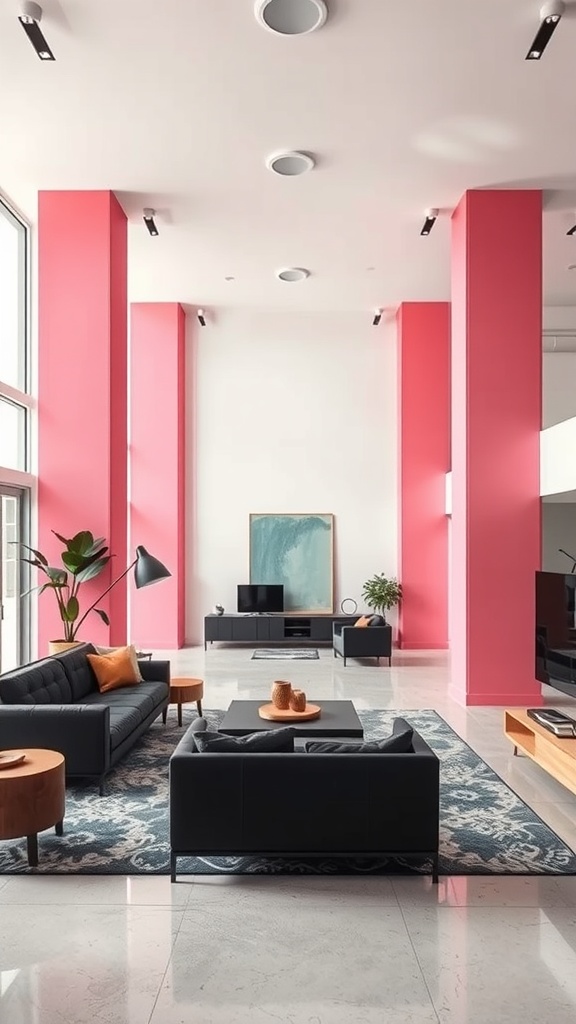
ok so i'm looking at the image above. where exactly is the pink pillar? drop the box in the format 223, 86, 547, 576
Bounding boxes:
450, 190, 542, 706
38, 191, 128, 652
129, 304, 186, 648
397, 303, 450, 649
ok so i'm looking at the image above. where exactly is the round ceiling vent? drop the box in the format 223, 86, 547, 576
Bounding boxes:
255, 0, 328, 36
266, 151, 315, 176
276, 267, 310, 282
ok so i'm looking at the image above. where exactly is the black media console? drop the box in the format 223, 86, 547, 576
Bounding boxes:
204, 613, 357, 650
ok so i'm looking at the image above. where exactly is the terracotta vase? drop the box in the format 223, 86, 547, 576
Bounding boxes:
290, 689, 307, 713
48, 640, 83, 656
271, 680, 292, 709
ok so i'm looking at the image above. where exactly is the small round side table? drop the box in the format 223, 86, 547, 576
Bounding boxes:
0, 749, 65, 867
163, 678, 204, 727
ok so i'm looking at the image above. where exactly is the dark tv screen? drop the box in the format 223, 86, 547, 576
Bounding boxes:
237, 584, 284, 614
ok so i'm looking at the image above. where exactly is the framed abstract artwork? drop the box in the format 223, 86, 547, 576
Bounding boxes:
249, 513, 334, 614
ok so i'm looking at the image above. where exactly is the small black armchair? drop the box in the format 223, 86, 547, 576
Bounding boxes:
333, 620, 392, 666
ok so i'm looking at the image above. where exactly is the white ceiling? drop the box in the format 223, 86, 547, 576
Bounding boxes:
3, 0, 576, 311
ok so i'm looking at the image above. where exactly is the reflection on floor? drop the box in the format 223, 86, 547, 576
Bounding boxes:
1, 646, 576, 1023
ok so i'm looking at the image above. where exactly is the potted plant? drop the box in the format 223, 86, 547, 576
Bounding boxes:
20, 530, 112, 654
361, 573, 402, 623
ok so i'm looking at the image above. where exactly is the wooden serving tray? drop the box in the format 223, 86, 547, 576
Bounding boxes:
258, 702, 321, 723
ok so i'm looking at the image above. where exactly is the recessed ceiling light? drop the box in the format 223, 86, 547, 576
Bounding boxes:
276, 267, 310, 282
266, 151, 315, 176
255, 0, 328, 36
224, 276, 235, 281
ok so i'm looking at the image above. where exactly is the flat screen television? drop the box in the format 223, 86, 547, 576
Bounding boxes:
237, 584, 284, 614
535, 570, 576, 689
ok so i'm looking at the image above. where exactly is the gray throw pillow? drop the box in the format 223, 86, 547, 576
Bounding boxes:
193, 726, 295, 753
304, 727, 413, 755
367, 614, 385, 627
190, 717, 208, 734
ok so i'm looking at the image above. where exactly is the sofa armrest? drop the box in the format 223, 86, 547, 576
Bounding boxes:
138, 660, 171, 686
0, 704, 110, 777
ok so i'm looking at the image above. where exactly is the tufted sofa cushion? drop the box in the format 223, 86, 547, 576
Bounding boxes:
54, 644, 98, 701
0, 658, 72, 705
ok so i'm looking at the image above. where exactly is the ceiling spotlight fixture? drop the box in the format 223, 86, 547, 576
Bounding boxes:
266, 151, 315, 176
224, 275, 235, 281
420, 208, 439, 236
372, 309, 382, 327
526, 0, 565, 59
255, 0, 328, 36
276, 267, 310, 282
567, 215, 576, 236
197, 308, 207, 327
18, 1, 54, 60
143, 208, 158, 236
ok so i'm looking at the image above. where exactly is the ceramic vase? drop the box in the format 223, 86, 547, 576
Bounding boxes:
271, 680, 292, 709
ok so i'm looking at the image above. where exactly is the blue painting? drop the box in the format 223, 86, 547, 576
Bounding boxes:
249, 513, 334, 613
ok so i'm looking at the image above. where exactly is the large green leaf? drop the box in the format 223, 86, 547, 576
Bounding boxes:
16, 543, 48, 566
61, 550, 87, 572
64, 596, 79, 622
45, 566, 68, 585
74, 555, 110, 583
93, 608, 110, 626
21, 581, 57, 599
52, 531, 71, 546
84, 537, 107, 557
68, 531, 94, 555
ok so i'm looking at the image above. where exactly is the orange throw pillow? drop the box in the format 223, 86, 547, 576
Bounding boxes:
87, 647, 140, 693
354, 615, 371, 628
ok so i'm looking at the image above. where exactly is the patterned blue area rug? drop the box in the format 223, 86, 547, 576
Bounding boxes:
1, 709, 575, 876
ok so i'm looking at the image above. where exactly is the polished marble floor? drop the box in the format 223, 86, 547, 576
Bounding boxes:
2, 645, 576, 1023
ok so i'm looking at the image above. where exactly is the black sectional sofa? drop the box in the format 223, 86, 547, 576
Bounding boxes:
0, 644, 170, 793
169, 716, 440, 882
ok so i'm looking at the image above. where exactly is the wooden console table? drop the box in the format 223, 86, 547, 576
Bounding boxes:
504, 709, 576, 797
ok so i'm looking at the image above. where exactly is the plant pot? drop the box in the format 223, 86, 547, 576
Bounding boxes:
48, 640, 83, 656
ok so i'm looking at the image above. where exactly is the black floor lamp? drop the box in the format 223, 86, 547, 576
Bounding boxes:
74, 546, 171, 633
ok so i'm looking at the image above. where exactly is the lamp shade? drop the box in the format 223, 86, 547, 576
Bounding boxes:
133, 546, 171, 589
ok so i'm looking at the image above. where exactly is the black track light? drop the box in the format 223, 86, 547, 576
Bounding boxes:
420, 208, 438, 236
143, 208, 158, 236
197, 309, 207, 327
18, 1, 54, 60
567, 219, 576, 237
526, 0, 565, 60
372, 309, 382, 327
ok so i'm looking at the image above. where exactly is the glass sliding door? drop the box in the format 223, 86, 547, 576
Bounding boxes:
0, 486, 30, 673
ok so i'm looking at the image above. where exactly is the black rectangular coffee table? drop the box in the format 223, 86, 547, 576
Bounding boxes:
219, 700, 363, 738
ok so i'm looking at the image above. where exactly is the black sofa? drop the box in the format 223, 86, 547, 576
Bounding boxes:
332, 620, 392, 666
169, 717, 440, 882
0, 643, 170, 793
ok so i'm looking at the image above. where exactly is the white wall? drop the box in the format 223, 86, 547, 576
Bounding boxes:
186, 309, 397, 644
543, 352, 576, 429
542, 502, 576, 573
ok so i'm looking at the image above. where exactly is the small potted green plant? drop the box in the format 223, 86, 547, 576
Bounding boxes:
19, 530, 112, 654
361, 573, 402, 623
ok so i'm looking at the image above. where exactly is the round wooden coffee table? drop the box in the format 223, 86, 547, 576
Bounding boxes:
0, 749, 65, 867
163, 678, 204, 726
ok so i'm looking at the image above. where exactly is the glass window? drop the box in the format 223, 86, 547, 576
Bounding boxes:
0, 199, 27, 391
0, 397, 27, 471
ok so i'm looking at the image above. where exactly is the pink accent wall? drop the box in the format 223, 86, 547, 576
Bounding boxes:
397, 302, 450, 649
450, 190, 543, 706
129, 303, 186, 648
38, 191, 128, 653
